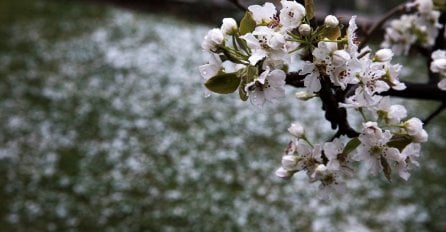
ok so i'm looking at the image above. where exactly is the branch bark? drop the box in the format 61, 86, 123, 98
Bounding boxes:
380, 81, 446, 101
286, 73, 446, 102
226, 0, 247, 11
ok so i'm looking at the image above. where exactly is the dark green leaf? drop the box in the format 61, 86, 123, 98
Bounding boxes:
239, 12, 256, 35
238, 66, 258, 101
380, 156, 392, 182
342, 137, 360, 155
387, 134, 412, 152
304, 0, 315, 20
239, 80, 249, 101
204, 72, 240, 94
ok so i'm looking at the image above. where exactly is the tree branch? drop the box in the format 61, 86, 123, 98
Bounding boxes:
319, 75, 359, 138
358, 2, 409, 49
226, 0, 247, 11
423, 102, 446, 125
285, 72, 305, 87
380, 81, 446, 101
286, 72, 446, 102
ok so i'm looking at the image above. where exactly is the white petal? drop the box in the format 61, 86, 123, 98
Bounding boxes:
438, 78, 446, 90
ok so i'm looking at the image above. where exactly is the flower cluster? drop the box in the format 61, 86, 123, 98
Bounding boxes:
276, 112, 427, 196
199, 1, 432, 196
382, 0, 442, 55
276, 123, 350, 196
199, 0, 307, 106
430, 49, 446, 90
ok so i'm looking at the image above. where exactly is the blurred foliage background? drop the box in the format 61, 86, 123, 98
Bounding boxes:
0, 0, 445, 231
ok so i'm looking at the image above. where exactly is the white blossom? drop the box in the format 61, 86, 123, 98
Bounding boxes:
221, 18, 238, 35
245, 68, 286, 106
403, 117, 428, 143
240, 26, 288, 66
430, 50, 446, 91
374, 48, 394, 62
374, 97, 407, 124
396, 143, 422, 181
279, 0, 306, 31
346, 16, 359, 57
295, 91, 316, 101
438, 79, 446, 90
288, 122, 305, 138
275, 167, 293, 179
354, 122, 402, 175
298, 23, 311, 36
281, 154, 304, 171
382, 1, 442, 55
324, 15, 339, 28
323, 138, 353, 176
248, 2, 277, 25
299, 41, 338, 92
201, 28, 224, 52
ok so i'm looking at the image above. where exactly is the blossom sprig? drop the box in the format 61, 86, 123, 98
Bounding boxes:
276, 112, 428, 196
199, 0, 433, 196
382, 0, 442, 55
199, 0, 310, 106
430, 49, 446, 90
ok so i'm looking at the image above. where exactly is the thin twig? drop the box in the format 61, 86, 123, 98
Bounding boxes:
227, 0, 247, 12
423, 102, 446, 125
358, 2, 408, 49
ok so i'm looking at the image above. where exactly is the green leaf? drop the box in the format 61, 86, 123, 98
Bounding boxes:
239, 12, 256, 35
380, 156, 392, 182
204, 72, 241, 94
304, 0, 315, 20
434, 0, 446, 6
387, 134, 412, 152
238, 66, 258, 101
239, 79, 249, 101
342, 137, 360, 155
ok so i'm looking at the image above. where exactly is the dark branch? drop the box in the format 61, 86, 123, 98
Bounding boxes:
285, 72, 305, 87
423, 102, 446, 125
359, 2, 408, 49
226, 0, 247, 11
319, 75, 359, 138
380, 81, 446, 101
286, 73, 446, 102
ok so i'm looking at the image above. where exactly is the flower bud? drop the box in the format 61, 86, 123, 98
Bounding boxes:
295, 91, 316, 101
221, 18, 238, 35
288, 122, 305, 138
282, 155, 300, 171
412, 129, 428, 143
374, 48, 394, 62
324, 15, 339, 28
310, 164, 328, 179
438, 78, 446, 90
268, 33, 286, 49
404, 117, 423, 136
298, 24, 311, 36
430, 59, 446, 74
275, 167, 293, 179
201, 28, 224, 51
